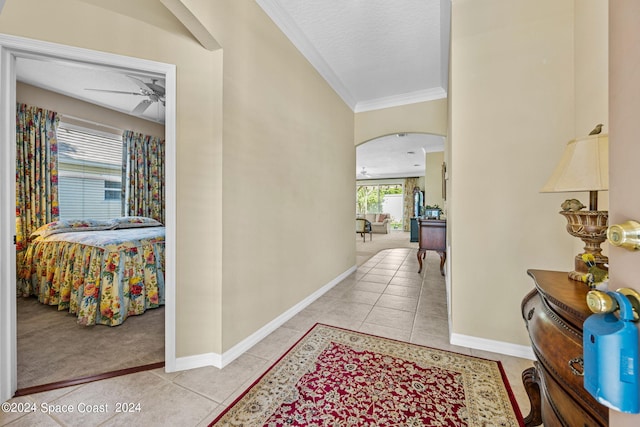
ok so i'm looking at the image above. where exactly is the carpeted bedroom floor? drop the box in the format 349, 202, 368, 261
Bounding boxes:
17, 297, 164, 390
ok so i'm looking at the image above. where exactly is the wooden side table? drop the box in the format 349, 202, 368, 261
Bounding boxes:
521, 269, 608, 426
417, 219, 446, 275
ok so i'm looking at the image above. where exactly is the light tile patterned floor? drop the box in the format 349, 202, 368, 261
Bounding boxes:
1, 247, 534, 426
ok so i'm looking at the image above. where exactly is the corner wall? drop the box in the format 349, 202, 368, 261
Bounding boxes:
449, 0, 607, 349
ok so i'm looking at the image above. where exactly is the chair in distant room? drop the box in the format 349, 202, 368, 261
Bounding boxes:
356, 218, 372, 242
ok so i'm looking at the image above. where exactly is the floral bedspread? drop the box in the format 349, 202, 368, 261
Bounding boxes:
19, 227, 165, 326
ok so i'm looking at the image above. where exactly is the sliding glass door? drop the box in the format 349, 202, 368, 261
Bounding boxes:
356, 183, 403, 229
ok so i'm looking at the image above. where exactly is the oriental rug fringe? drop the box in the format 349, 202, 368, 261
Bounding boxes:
210, 324, 524, 426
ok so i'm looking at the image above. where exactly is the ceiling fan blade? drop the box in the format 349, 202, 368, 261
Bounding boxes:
128, 75, 165, 97
132, 99, 153, 115
127, 76, 153, 93
85, 88, 144, 96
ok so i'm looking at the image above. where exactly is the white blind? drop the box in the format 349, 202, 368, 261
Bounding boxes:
56, 123, 123, 220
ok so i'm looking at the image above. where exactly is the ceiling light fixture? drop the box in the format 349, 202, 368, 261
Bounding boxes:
397, 133, 407, 137
407, 151, 415, 155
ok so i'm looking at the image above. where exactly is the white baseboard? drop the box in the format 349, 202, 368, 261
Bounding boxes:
174, 265, 357, 371
174, 352, 221, 371
450, 333, 536, 361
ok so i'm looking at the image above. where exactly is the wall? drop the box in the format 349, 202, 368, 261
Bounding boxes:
424, 151, 444, 210
449, 0, 607, 348
0, 0, 354, 361
354, 99, 448, 144
191, 0, 355, 350
16, 83, 164, 137
608, 2, 640, 425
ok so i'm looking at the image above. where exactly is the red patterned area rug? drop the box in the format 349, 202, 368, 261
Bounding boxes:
210, 324, 524, 426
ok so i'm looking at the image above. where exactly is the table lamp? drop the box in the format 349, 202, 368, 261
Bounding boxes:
540, 132, 609, 282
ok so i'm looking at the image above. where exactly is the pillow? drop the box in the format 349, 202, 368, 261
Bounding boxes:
30, 219, 115, 238
377, 214, 389, 222
111, 216, 162, 229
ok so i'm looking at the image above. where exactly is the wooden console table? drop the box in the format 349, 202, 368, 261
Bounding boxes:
417, 219, 446, 275
521, 269, 608, 426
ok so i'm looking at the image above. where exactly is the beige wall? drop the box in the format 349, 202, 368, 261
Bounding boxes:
1, 0, 354, 356
197, 1, 355, 350
16, 83, 165, 138
425, 152, 444, 210
354, 99, 448, 145
449, 0, 607, 346
608, 2, 640, 425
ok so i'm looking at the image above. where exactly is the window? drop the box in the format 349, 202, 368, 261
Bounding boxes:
356, 184, 403, 215
104, 180, 121, 200
56, 123, 123, 220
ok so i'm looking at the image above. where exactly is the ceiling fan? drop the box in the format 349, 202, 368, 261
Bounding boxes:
359, 166, 369, 177
85, 76, 165, 115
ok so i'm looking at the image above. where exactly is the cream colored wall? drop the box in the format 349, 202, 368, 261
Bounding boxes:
1, 0, 355, 356
608, 2, 640, 425
193, 0, 355, 349
16, 83, 165, 138
424, 152, 444, 209
575, 0, 609, 219
449, 0, 607, 346
354, 99, 448, 144
450, 0, 575, 317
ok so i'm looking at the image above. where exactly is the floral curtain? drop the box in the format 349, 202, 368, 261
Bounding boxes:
15, 103, 60, 256
122, 130, 165, 224
402, 177, 420, 231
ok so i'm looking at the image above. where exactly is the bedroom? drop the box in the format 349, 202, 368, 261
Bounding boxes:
14, 59, 168, 392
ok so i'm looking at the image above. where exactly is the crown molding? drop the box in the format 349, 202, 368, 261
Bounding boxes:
256, 0, 357, 110
355, 87, 447, 113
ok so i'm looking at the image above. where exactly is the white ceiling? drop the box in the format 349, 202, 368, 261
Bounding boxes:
357, 133, 444, 180
257, 0, 449, 113
13, 0, 449, 178
16, 57, 166, 124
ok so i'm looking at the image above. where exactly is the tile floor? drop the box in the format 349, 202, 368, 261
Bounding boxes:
1, 248, 534, 426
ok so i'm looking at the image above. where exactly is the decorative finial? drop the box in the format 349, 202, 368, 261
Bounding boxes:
589, 124, 603, 135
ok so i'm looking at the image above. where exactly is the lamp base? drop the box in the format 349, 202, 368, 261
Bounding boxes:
560, 210, 608, 283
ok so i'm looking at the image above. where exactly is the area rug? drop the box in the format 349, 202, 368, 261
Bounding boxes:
210, 324, 524, 426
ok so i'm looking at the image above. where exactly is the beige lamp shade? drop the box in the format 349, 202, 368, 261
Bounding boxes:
541, 134, 608, 193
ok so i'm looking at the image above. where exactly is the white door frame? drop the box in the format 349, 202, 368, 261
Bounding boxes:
0, 34, 177, 402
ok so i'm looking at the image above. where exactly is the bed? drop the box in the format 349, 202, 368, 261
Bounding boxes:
18, 217, 165, 326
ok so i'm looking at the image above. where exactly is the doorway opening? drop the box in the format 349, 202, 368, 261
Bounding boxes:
0, 34, 176, 402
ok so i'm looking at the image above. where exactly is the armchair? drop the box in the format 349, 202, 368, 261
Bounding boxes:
359, 213, 391, 234
356, 218, 372, 242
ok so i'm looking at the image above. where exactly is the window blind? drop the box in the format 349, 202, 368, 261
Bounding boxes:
56, 123, 123, 220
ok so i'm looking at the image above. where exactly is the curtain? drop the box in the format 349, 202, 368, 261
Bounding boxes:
122, 130, 165, 224
402, 177, 419, 231
15, 103, 60, 255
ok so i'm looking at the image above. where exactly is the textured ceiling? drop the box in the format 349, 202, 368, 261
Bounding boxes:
257, 0, 449, 112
